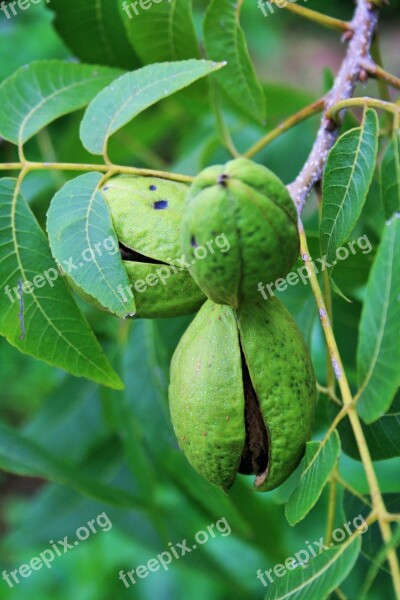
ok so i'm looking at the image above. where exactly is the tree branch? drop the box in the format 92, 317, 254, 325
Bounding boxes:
288, 0, 380, 214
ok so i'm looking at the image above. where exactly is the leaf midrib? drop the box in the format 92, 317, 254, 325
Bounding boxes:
18, 71, 107, 144
325, 125, 365, 257
274, 537, 359, 600
100, 63, 213, 154
10, 178, 115, 383
84, 180, 132, 316
323, 111, 377, 259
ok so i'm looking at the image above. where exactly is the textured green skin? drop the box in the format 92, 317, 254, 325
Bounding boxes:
237, 298, 316, 491
100, 175, 205, 318
67, 264, 204, 319
169, 297, 316, 492
124, 262, 205, 318
103, 175, 186, 262
182, 158, 299, 307
169, 300, 245, 490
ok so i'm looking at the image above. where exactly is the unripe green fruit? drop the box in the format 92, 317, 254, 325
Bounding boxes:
100, 175, 205, 318
181, 158, 299, 307
169, 298, 316, 492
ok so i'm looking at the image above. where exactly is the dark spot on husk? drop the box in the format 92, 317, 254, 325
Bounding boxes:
149, 185, 157, 191
218, 173, 229, 187
191, 235, 198, 248
153, 200, 168, 210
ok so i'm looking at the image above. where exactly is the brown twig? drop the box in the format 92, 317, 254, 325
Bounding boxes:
360, 59, 400, 91
288, 0, 380, 214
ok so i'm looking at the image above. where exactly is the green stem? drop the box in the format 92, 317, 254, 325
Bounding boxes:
334, 473, 372, 508
298, 220, 400, 599
326, 97, 400, 123
325, 473, 338, 545
334, 588, 349, 600
210, 80, 241, 158
361, 54, 400, 132
244, 97, 324, 159
388, 515, 400, 523
365, 63, 400, 92
359, 525, 400, 600
0, 160, 194, 184
317, 186, 335, 395
269, 1, 350, 32
322, 265, 335, 391
369, 37, 392, 100
316, 383, 341, 406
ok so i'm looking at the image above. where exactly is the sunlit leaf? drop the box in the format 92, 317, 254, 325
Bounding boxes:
285, 431, 341, 526
47, 172, 136, 318
0, 178, 123, 389
80, 59, 225, 156
321, 109, 379, 263
263, 535, 361, 600
0, 61, 121, 145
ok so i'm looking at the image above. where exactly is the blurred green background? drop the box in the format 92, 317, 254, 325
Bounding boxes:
0, 1, 399, 599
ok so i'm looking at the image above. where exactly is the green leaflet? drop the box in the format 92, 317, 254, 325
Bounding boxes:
286, 431, 341, 526
321, 109, 378, 263
0, 61, 122, 145
357, 214, 400, 423
121, 0, 200, 63
203, 0, 266, 123
80, 60, 225, 156
381, 131, 400, 219
0, 178, 123, 389
47, 173, 136, 319
49, 0, 141, 69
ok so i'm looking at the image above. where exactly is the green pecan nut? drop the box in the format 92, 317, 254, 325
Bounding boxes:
181, 158, 299, 307
101, 175, 205, 318
169, 297, 316, 492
